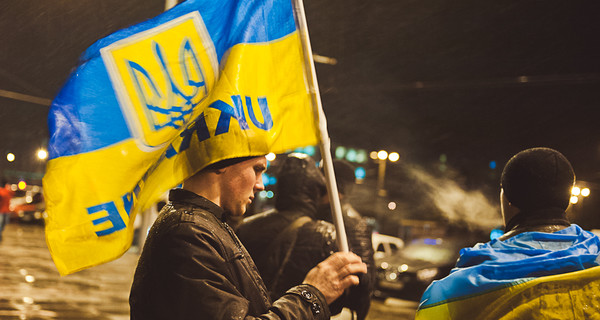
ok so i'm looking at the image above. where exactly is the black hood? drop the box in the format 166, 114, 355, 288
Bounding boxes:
275, 153, 327, 216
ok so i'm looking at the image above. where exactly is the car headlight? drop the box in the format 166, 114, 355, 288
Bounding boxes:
416, 267, 439, 282
386, 272, 398, 281
397, 264, 408, 272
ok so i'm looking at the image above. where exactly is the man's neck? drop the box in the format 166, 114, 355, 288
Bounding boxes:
499, 207, 570, 241
182, 173, 221, 208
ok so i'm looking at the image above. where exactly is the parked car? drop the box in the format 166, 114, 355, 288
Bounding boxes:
372, 233, 404, 260
9, 191, 46, 224
373, 237, 477, 301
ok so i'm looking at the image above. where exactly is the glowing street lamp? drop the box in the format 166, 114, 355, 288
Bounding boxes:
570, 185, 591, 205
6, 153, 15, 162
374, 149, 399, 197
570, 196, 579, 204
37, 149, 48, 160
581, 188, 590, 197
266, 153, 276, 162
377, 150, 388, 161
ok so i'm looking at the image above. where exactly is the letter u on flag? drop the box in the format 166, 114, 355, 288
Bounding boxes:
44, 0, 319, 275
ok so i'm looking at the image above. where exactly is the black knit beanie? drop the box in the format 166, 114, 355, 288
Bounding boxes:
501, 147, 575, 210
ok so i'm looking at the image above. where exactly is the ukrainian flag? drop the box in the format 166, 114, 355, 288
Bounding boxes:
416, 225, 600, 319
44, 0, 319, 275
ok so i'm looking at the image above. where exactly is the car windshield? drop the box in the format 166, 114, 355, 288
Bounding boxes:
400, 243, 459, 264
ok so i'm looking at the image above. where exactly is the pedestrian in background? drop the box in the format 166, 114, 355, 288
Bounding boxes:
0, 179, 14, 242
129, 156, 367, 320
417, 147, 600, 319
317, 159, 376, 320
237, 153, 372, 319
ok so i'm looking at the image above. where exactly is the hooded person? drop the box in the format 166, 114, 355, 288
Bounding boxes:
416, 147, 600, 319
237, 153, 372, 319
316, 159, 375, 319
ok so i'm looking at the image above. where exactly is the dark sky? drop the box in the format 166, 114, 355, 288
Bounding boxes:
1, 0, 600, 187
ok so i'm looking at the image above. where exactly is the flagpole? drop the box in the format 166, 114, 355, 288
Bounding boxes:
291, 0, 349, 253
164, 0, 178, 11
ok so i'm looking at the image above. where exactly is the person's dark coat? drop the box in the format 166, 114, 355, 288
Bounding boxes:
237, 154, 372, 319
129, 188, 330, 320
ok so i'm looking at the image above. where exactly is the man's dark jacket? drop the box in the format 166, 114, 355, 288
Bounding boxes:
129, 189, 330, 320
236, 155, 372, 319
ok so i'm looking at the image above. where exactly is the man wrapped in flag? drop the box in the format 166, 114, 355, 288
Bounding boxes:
416, 147, 600, 319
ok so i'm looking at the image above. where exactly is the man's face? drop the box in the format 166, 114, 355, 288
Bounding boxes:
220, 156, 267, 216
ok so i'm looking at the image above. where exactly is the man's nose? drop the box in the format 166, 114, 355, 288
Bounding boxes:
255, 176, 265, 192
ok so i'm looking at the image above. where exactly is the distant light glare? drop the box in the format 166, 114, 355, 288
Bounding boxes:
303, 145, 316, 156
266, 153, 276, 161
388, 152, 399, 162
369, 151, 378, 160
377, 150, 388, 160
572, 187, 581, 196
570, 196, 579, 204
37, 149, 48, 160
355, 167, 366, 180
346, 149, 357, 162
6, 153, 15, 162
388, 202, 397, 210
335, 146, 346, 159
581, 188, 590, 197
25, 275, 35, 283
399, 264, 408, 272
18, 181, 26, 190
355, 149, 367, 163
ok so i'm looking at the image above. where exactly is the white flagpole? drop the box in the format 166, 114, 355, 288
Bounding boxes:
164, 0, 178, 11
291, 0, 349, 253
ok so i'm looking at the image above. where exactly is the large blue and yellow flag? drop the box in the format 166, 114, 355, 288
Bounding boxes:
416, 225, 600, 319
44, 0, 319, 275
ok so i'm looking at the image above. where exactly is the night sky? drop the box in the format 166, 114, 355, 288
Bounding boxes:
1, 0, 599, 190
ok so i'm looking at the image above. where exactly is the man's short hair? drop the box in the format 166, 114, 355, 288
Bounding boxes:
203, 156, 260, 171
501, 147, 575, 210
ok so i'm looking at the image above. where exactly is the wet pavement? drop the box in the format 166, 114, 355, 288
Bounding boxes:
0, 223, 416, 319
0, 223, 137, 320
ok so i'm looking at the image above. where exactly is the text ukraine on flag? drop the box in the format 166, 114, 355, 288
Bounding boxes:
44, 0, 319, 275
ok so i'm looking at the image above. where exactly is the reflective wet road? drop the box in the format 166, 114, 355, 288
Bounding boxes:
0, 223, 137, 319
0, 223, 416, 319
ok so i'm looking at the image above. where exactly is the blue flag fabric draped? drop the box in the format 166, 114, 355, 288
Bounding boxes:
44, 0, 320, 275
416, 225, 600, 319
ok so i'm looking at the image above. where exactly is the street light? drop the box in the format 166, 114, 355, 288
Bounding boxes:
37, 149, 48, 160
374, 149, 399, 197
581, 188, 590, 197
570, 185, 591, 205
6, 153, 15, 162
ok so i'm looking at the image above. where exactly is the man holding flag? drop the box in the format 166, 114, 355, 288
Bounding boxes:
43, 0, 366, 317
129, 155, 366, 319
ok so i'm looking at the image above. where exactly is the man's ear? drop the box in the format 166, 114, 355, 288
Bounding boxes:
214, 167, 226, 175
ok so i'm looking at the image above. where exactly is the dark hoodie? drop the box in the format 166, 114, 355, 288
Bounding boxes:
237, 154, 335, 299
237, 153, 372, 319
